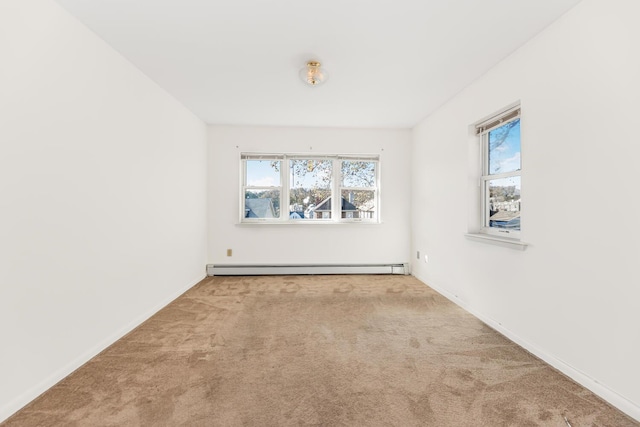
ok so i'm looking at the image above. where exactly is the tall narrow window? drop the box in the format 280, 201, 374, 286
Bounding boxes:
340, 158, 378, 220
477, 107, 521, 237
288, 158, 332, 220
242, 156, 282, 220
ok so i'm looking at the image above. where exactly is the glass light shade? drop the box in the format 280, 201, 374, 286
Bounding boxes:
299, 61, 328, 86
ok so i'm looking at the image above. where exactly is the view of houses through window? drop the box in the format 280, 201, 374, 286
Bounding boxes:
288, 159, 332, 219
340, 160, 377, 219
242, 154, 379, 222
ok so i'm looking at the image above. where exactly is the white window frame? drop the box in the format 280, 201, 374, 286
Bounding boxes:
288, 155, 335, 221
338, 156, 379, 222
477, 106, 521, 239
241, 155, 284, 222
240, 153, 380, 224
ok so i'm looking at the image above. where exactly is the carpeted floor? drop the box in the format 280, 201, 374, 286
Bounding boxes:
3, 275, 637, 426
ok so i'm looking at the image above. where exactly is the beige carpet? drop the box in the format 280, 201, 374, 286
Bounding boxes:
3, 275, 637, 426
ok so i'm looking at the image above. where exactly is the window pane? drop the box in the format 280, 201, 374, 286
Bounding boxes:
289, 160, 332, 220
246, 160, 281, 186
341, 161, 376, 187
340, 190, 376, 220
488, 119, 520, 175
488, 176, 521, 230
244, 190, 280, 218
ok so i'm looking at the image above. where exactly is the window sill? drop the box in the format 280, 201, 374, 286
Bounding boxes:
237, 220, 382, 226
464, 233, 528, 250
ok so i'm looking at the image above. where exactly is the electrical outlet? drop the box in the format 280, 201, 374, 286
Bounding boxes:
424, 254, 429, 263
226, 249, 232, 257
417, 251, 420, 260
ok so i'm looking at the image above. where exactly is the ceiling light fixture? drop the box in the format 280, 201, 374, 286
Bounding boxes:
299, 60, 328, 87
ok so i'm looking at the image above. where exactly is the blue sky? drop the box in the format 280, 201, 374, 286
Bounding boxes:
246, 160, 281, 187
489, 119, 521, 176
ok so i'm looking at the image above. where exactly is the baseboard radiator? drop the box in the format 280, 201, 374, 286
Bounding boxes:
207, 263, 409, 276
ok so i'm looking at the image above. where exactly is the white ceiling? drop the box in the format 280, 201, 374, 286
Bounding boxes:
54, 0, 582, 129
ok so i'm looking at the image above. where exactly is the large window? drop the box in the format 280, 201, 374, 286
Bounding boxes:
476, 107, 521, 238
241, 154, 379, 223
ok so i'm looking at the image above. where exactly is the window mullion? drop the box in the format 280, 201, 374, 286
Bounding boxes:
332, 158, 340, 221
282, 156, 289, 221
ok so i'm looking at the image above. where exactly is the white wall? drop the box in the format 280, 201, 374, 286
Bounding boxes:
208, 125, 411, 266
0, 0, 207, 421
411, 0, 639, 419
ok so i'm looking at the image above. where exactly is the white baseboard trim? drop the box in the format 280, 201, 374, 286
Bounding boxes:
0, 274, 206, 424
412, 272, 640, 423
207, 263, 409, 276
